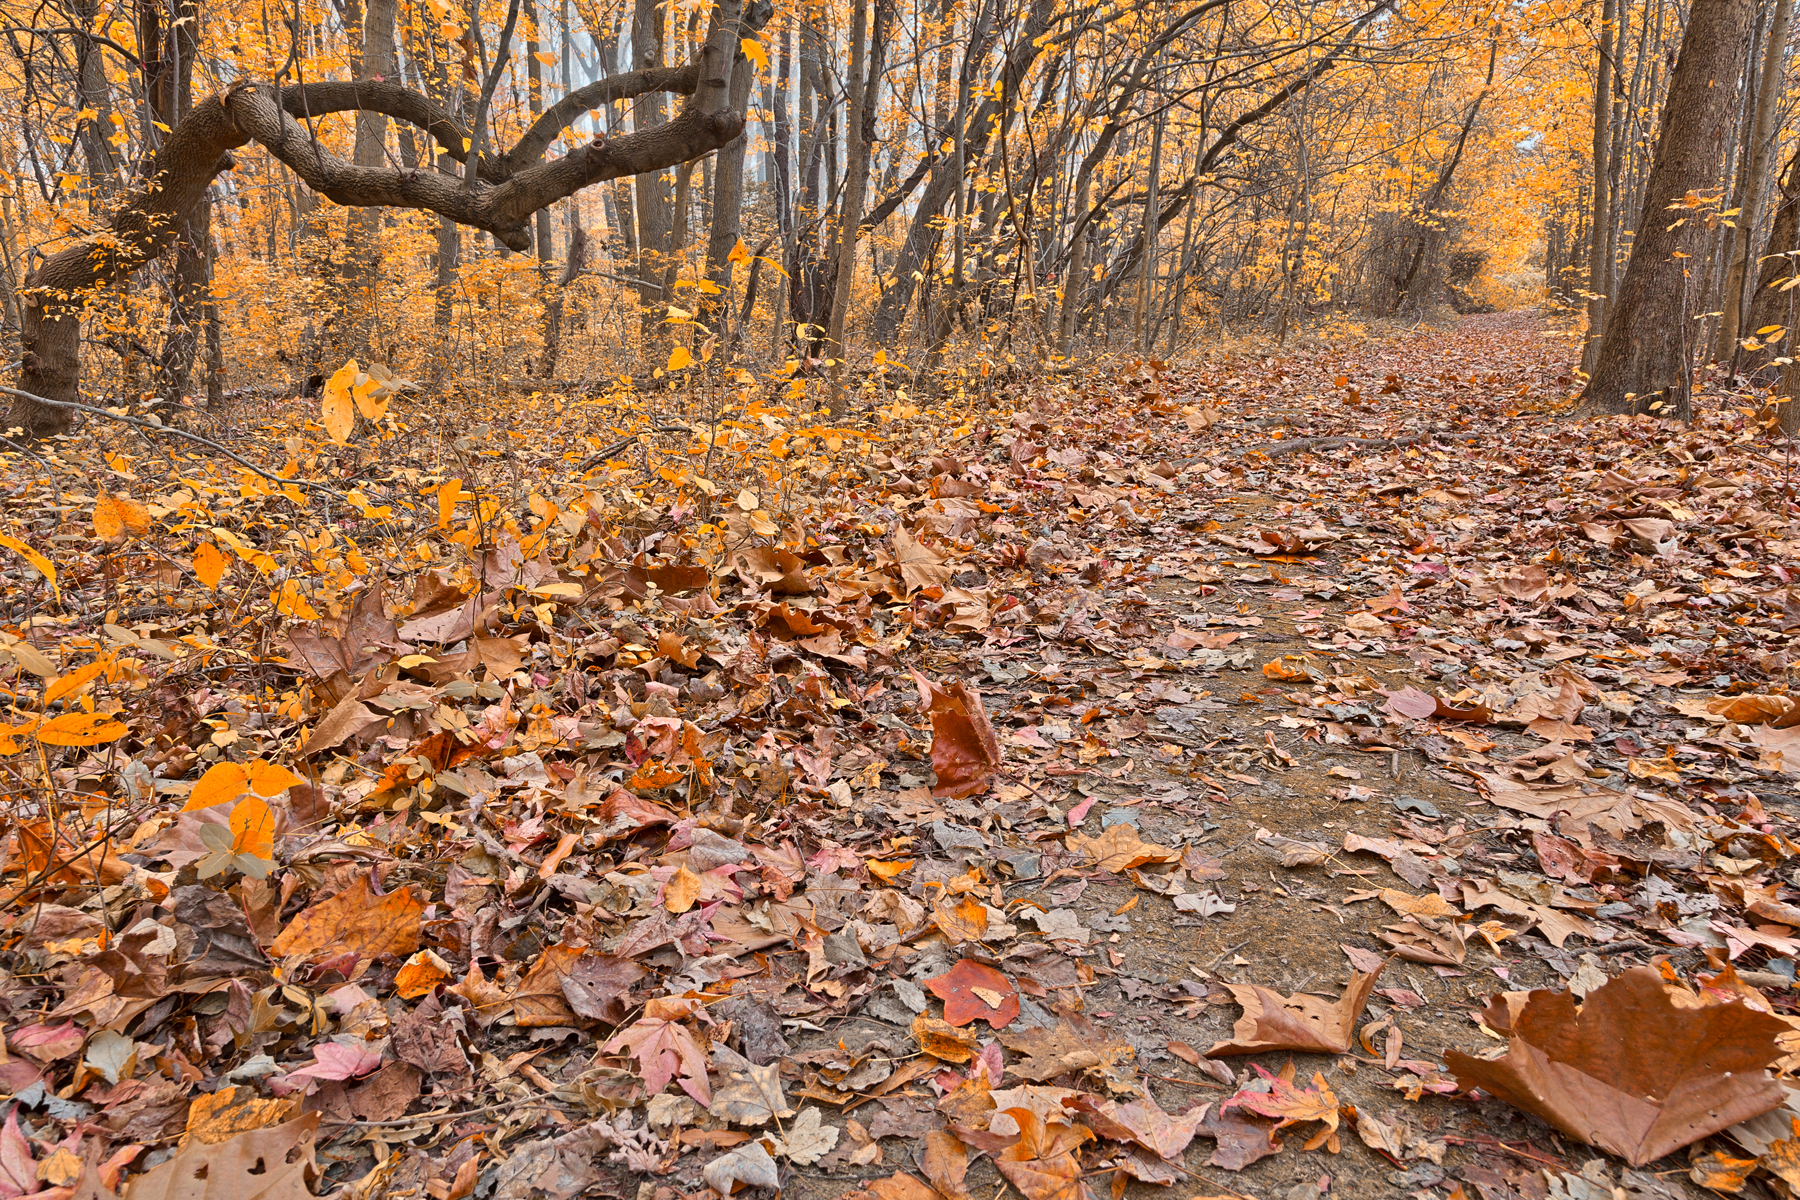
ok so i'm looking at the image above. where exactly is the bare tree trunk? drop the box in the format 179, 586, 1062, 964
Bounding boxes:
1575, 0, 1756, 421
1580, 0, 1617, 375
633, 0, 674, 346
1135, 108, 1165, 353
827, 0, 873, 411
1716, 0, 1795, 362
703, 37, 757, 343
346, 0, 398, 363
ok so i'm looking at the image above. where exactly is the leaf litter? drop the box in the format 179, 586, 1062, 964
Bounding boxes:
4, 314, 1800, 1195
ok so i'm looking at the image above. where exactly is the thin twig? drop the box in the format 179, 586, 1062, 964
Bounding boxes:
0, 385, 334, 492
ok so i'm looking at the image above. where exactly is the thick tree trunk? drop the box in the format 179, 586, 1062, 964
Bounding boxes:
1575, 0, 1757, 422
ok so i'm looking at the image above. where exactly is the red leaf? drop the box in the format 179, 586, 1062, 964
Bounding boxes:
926, 959, 1020, 1029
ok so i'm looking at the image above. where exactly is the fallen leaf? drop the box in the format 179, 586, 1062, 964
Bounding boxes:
912, 672, 1003, 800
269, 875, 422, 963
702, 1140, 781, 1193
926, 959, 1020, 1029
1444, 967, 1791, 1165
1066, 825, 1179, 873
769, 1106, 839, 1164
993, 1107, 1094, 1200
1207, 958, 1391, 1056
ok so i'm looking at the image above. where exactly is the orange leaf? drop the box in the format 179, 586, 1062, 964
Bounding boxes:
193, 541, 228, 590
44, 657, 109, 705
911, 672, 1002, 800
229, 795, 275, 860
36, 711, 128, 746
926, 959, 1019, 1028
269, 875, 422, 963
395, 949, 454, 1000
185, 759, 301, 811
92, 491, 150, 540
664, 865, 701, 912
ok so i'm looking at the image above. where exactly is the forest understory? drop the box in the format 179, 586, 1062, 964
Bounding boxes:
2, 310, 1800, 1200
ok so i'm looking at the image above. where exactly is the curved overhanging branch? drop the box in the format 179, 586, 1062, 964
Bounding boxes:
5, 0, 762, 439
228, 84, 749, 251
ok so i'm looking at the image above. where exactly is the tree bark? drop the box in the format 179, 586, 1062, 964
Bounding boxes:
1716, 0, 1795, 362
1738, 146, 1800, 375
1580, 0, 1616, 374
1574, 0, 1757, 422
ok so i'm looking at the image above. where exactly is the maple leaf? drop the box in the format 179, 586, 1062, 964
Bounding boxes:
1223, 1066, 1340, 1151
926, 959, 1020, 1028
993, 1108, 1095, 1200
602, 1000, 712, 1104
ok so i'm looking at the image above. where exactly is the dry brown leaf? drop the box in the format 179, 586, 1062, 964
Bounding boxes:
1445, 968, 1791, 1166
125, 1113, 319, 1199
912, 672, 1002, 800
1066, 825, 1178, 874
268, 875, 422, 963
993, 1108, 1094, 1200
1207, 957, 1391, 1056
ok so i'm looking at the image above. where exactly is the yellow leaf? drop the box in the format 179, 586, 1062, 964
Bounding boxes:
352, 377, 389, 421
321, 361, 358, 442
186, 761, 251, 810
45, 657, 109, 705
740, 36, 769, 71
736, 489, 759, 510
667, 345, 694, 371
0, 720, 40, 755
533, 50, 557, 65
37, 711, 127, 747
193, 541, 227, 590
727, 237, 750, 264
229, 795, 275, 860
93, 491, 150, 540
273, 580, 320, 620
437, 479, 466, 528
0, 534, 58, 598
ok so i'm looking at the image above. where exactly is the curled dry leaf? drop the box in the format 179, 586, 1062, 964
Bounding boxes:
911, 672, 1002, 800
1207, 957, 1391, 1056
1444, 967, 1791, 1166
